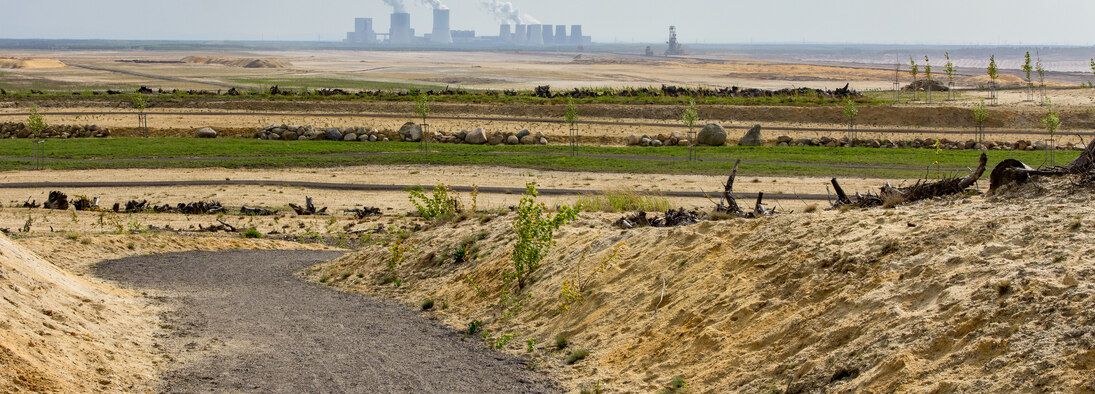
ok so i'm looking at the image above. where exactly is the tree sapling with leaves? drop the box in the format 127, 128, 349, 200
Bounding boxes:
909, 56, 920, 101
924, 55, 933, 103
1022, 51, 1034, 101
565, 99, 579, 154
843, 99, 859, 139
1043, 98, 1061, 165
1036, 55, 1047, 104
131, 93, 148, 137
944, 52, 956, 100
973, 99, 988, 144
987, 55, 999, 104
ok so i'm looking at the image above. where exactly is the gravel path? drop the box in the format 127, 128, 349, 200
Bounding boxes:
94, 250, 558, 393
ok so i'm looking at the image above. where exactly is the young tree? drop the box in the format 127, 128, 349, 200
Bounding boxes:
987, 55, 999, 105
924, 55, 933, 103
414, 91, 430, 124
681, 100, 699, 160
565, 99, 579, 155
1042, 98, 1061, 165
1022, 51, 1034, 101
1036, 55, 1047, 105
973, 99, 988, 144
944, 52, 956, 101
131, 93, 148, 137
27, 104, 46, 139
843, 99, 859, 140
1090, 58, 1095, 86
909, 56, 920, 101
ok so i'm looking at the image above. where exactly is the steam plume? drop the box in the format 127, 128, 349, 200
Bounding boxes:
383, 0, 406, 13
479, 0, 539, 24
420, 0, 448, 9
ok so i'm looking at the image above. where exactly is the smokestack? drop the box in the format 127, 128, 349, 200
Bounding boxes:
514, 24, 527, 44
554, 25, 567, 44
527, 24, 544, 45
499, 24, 512, 42
390, 13, 412, 45
431, 8, 452, 44
570, 25, 583, 44
541, 25, 554, 45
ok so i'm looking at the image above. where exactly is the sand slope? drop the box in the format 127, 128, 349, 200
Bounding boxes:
316, 178, 1095, 392
0, 57, 65, 69
0, 233, 158, 392
181, 56, 289, 69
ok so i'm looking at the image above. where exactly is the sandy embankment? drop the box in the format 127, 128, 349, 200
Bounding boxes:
315, 177, 1095, 392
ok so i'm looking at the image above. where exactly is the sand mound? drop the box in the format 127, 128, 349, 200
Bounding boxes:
0, 234, 158, 392
181, 56, 289, 69
316, 177, 1095, 392
0, 57, 66, 69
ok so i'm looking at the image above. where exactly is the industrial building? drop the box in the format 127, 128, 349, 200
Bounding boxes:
343, 9, 591, 47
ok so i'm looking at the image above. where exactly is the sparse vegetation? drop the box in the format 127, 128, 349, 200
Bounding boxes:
420, 298, 434, 310
408, 184, 461, 221
241, 228, 262, 239
565, 349, 590, 365
509, 183, 581, 289
681, 99, 698, 133
554, 333, 568, 350
576, 189, 671, 213
660, 375, 688, 394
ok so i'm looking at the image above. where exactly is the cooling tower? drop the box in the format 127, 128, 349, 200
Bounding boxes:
554, 25, 567, 44
389, 13, 412, 45
499, 24, 512, 41
431, 9, 452, 44
527, 24, 544, 45
570, 25, 583, 44
542, 25, 554, 45
514, 24, 527, 43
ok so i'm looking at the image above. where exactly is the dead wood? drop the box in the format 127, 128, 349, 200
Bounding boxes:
881, 152, 987, 203
21, 199, 39, 208
290, 196, 328, 215
344, 207, 382, 219
241, 206, 277, 216
714, 160, 775, 218
44, 191, 68, 210
989, 141, 1095, 191
614, 208, 702, 229
830, 178, 882, 208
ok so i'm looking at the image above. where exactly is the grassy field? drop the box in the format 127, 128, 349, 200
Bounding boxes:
0, 138, 1074, 179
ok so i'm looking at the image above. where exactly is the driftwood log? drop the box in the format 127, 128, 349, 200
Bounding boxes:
290, 197, 328, 215
833, 152, 987, 208
715, 160, 774, 218
990, 139, 1095, 191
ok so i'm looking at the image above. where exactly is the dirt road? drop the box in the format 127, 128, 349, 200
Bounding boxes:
94, 250, 559, 393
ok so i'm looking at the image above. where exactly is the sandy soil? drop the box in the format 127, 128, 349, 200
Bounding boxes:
0, 57, 66, 70
313, 176, 1095, 392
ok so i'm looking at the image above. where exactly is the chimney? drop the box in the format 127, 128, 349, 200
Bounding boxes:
527, 24, 544, 45
431, 9, 452, 44
542, 25, 554, 45
389, 13, 412, 45
554, 25, 567, 44
499, 24, 512, 42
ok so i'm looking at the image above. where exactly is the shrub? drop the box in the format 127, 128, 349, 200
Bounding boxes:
420, 298, 434, 310
241, 228, 262, 239
409, 184, 461, 221
383, 237, 413, 285
554, 333, 568, 349
467, 320, 483, 335
510, 183, 580, 288
660, 375, 688, 394
565, 349, 589, 365
803, 204, 818, 213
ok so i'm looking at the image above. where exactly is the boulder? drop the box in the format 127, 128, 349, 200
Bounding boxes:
368, 135, 378, 142
488, 133, 505, 145
516, 129, 531, 139
344, 133, 358, 141
456, 130, 468, 141
506, 135, 520, 145
652, 139, 663, 147
777, 135, 793, 144
357, 134, 369, 142
737, 124, 762, 146
465, 127, 488, 144
195, 127, 218, 138
539, 137, 548, 145
282, 131, 298, 141
697, 123, 728, 146
520, 135, 537, 145
324, 128, 343, 141
627, 134, 641, 146
398, 122, 422, 142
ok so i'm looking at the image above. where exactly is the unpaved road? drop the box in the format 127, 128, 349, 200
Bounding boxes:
94, 250, 558, 393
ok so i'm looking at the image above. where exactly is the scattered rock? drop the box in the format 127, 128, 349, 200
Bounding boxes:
698, 123, 728, 146
465, 127, 488, 144
195, 128, 218, 138
738, 124, 762, 146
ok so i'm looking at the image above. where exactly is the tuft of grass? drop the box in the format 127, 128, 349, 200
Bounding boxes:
420, 298, 435, 310
659, 375, 688, 394
576, 189, 671, 213
1069, 218, 1082, 231
554, 333, 569, 350
241, 228, 263, 239
882, 193, 906, 209
565, 349, 590, 365
803, 203, 818, 213
467, 320, 482, 335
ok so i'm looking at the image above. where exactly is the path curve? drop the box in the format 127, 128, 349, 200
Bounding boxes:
94, 250, 559, 393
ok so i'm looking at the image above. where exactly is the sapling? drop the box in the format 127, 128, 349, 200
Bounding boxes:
924, 55, 932, 103
944, 52, 956, 100
909, 56, 919, 101
987, 55, 999, 104
973, 99, 988, 145
681, 99, 699, 160
1042, 98, 1061, 166
1036, 55, 1046, 105
843, 99, 859, 140
565, 99, 579, 155
1022, 51, 1033, 101
131, 93, 147, 137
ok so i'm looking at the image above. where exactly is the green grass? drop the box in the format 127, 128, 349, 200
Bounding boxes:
0, 138, 1073, 179
577, 189, 673, 212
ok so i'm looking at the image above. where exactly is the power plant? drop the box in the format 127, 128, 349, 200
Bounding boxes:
343, 6, 591, 48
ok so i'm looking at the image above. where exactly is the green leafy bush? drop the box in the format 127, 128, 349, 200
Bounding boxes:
241, 228, 262, 239
409, 184, 461, 221
510, 183, 580, 288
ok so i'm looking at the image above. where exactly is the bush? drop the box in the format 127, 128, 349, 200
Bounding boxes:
554, 333, 568, 349
420, 298, 434, 310
510, 183, 580, 288
467, 320, 483, 335
241, 228, 262, 239
659, 376, 688, 394
565, 349, 589, 365
409, 184, 462, 221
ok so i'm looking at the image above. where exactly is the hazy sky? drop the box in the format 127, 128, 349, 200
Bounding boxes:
2, 0, 1094, 45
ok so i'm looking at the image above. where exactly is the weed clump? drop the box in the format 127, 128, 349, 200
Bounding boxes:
576, 189, 671, 213
554, 333, 568, 350
420, 298, 434, 310
565, 349, 589, 365
241, 228, 262, 239
659, 376, 688, 394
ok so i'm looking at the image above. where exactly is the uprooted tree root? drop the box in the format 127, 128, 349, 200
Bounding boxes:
990, 139, 1095, 192
833, 152, 988, 209
715, 160, 776, 218
615, 159, 775, 228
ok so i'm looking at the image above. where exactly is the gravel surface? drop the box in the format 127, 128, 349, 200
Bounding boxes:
94, 250, 559, 393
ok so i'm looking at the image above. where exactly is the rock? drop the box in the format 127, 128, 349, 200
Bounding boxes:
1034, 140, 1047, 150
456, 130, 468, 141
398, 122, 422, 142
324, 128, 343, 141
282, 131, 298, 141
535, 131, 545, 140
269, 133, 281, 140
368, 135, 378, 142
195, 127, 218, 138
670, 131, 684, 140
652, 139, 663, 147
465, 127, 488, 144
488, 133, 505, 145
344, 133, 358, 141
640, 136, 651, 146
382, 137, 390, 142
627, 134, 641, 145
506, 135, 520, 145
677, 139, 689, 146
539, 137, 548, 145
777, 135, 793, 143
697, 123, 728, 146
737, 124, 762, 146
657, 133, 670, 142
520, 135, 537, 145
516, 129, 531, 139
820, 136, 833, 144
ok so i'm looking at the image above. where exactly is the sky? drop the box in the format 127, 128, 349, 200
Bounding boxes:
1, 0, 1094, 45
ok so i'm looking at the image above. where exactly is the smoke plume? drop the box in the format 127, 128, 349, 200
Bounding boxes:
479, 0, 539, 24
420, 0, 448, 9
383, 0, 406, 13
